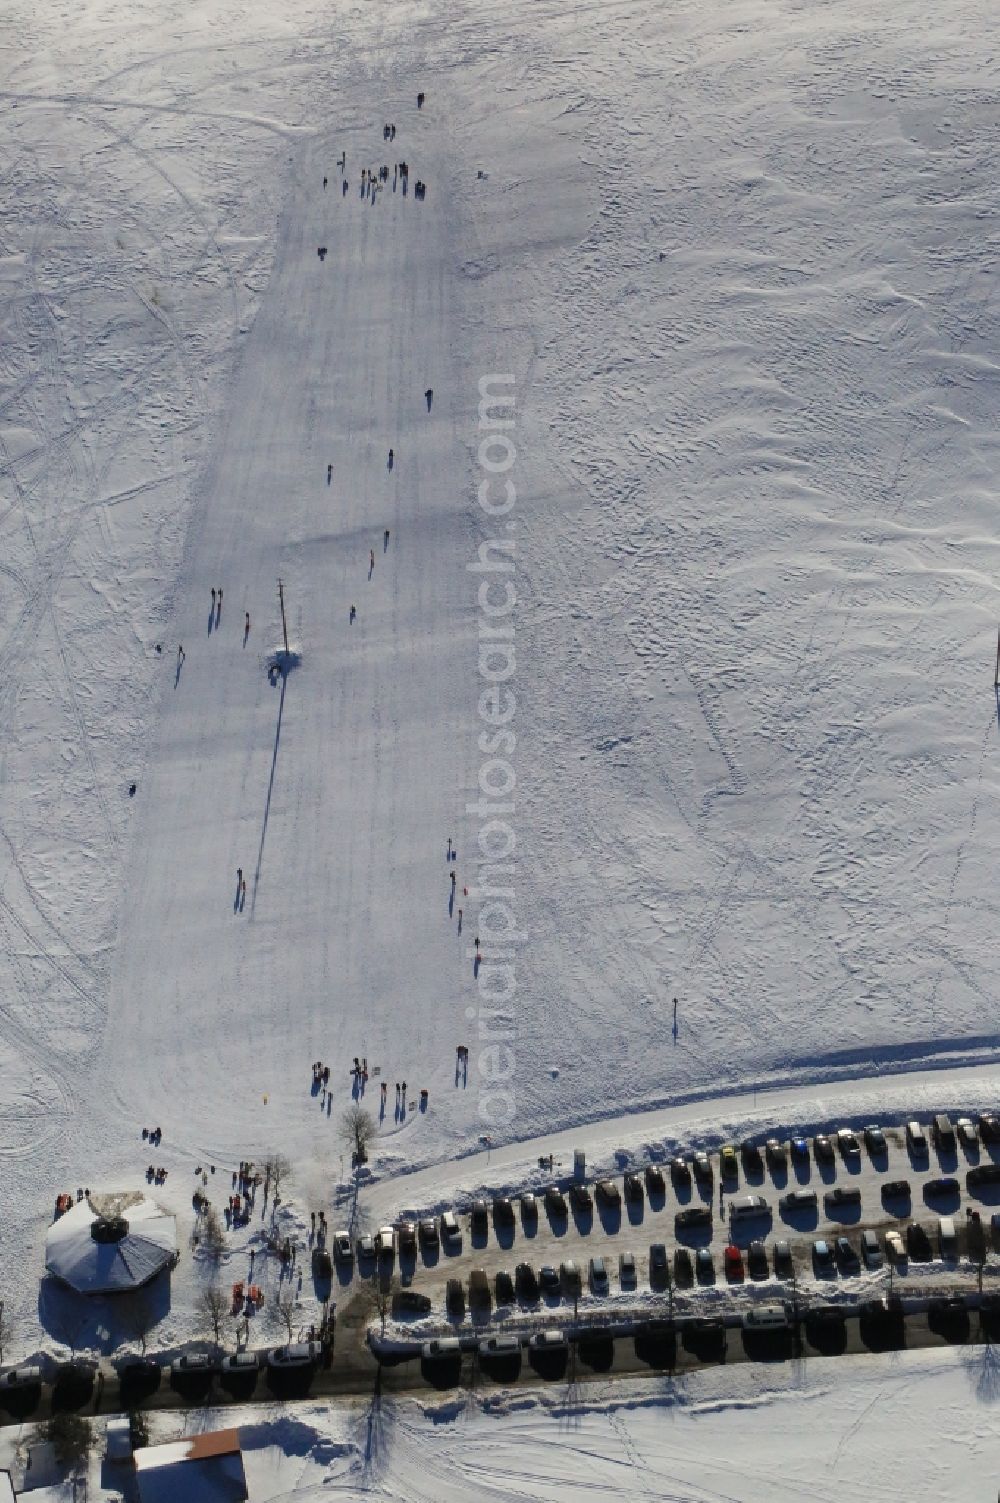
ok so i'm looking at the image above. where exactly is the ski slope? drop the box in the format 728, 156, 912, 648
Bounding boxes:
1, 0, 1000, 1394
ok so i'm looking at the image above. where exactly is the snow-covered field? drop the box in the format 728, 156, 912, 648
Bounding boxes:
2, 0, 1000, 1483
4, 1347, 1000, 1500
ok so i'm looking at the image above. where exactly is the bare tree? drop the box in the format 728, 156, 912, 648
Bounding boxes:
199, 1282, 230, 1346
120, 1290, 155, 1355
340, 1105, 377, 1165
45, 1412, 91, 1473
198, 1204, 226, 1260
277, 1289, 297, 1341
0, 1300, 11, 1365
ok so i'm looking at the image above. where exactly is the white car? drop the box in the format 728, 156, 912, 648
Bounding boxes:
220, 1351, 259, 1375
268, 1341, 321, 1370
957, 1117, 978, 1149
440, 1210, 461, 1243
479, 1333, 521, 1356
357, 1233, 376, 1260
885, 1231, 906, 1264
376, 1226, 395, 1256
333, 1231, 353, 1263
619, 1250, 637, 1288
170, 1352, 217, 1376
421, 1337, 461, 1361
0, 1365, 41, 1390
529, 1328, 568, 1351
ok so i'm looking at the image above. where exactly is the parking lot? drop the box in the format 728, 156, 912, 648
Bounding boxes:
341, 1112, 1000, 1316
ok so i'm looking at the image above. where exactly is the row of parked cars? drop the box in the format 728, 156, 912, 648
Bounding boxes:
0, 1342, 324, 1405
388, 1115, 1000, 1260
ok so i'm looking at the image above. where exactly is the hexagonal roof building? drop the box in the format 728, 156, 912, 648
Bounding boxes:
45, 1191, 176, 1294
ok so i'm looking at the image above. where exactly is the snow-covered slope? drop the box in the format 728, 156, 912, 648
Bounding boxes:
1, 0, 1000, 1359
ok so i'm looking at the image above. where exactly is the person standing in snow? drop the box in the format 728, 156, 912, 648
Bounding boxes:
244, 611, 250, 644
369, 548, 375, 573
211, 587, 216, 610
388, 448, 394, 469
383, 528, 390, 550
327, 463, 332, 483
350, 604, 356, 623
323, 176, 328, 189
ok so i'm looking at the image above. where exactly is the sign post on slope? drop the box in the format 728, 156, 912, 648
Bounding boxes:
278, 578, 290, 657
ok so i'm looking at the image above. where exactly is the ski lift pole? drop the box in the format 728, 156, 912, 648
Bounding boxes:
276, 577, 288, 655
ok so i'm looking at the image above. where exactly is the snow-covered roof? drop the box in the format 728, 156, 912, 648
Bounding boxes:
135, 1430, 247, 1503
44, 1192, 176, 1294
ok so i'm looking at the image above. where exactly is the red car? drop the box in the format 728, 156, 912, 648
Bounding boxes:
724, 1243, 744, 1282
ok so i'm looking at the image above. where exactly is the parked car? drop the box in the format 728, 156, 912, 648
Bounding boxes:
516, 1262, 539, 1300
469, 1268, 491, 1307
833, 1235, 860, 1273
357, 1232, 376, 1260
220, 1351, 259, 1376
446, 1278, 465, 1316
720, 1144, 739, 1179
860, 1230, 883, 1270
676, 1206, 712, 1230
790, 1136, 810, 1163
268, 1342, 321, 1371
724, 1243, 744, 1281
813, 1134, 835, 1164
939, 1217, 958, 1259
560, 1260, 581, 1295
837, 1129, 861, 1160
923, 1176, 959, 1201
649, 1242, 669, 1286
544, 1186, 567, 1216
520, 1192, 538, 1222
494, 1270, 515, 1304
957, 1118, 978, 1149
670, 1156, 692, 1187
393, 1289, 432, 1315
470, 1200, 489, 1233
825, 1187, 861, 1208
773, 1239, 794, 1278
440, 1210, 461, 1243
812, 1239, 834, 1272
863, 1124, 887, 1155
885, 1230, 906, 1264
906, 1223, 933, 1261
529, 1328, 568, 1352
333, 1230, 353, 1263
741, 1141, 763, 1174
747, 1239, 769, 1279
743, 1303, 790, 1332
624, 1171, 644, 1202
418, 1218, 439, 1248
729, 1193, 770, 1223
479, 1333, 520, 1357
422, 1338, 461, 1361
906, 1120, 928, 1155
396, 1221, 416, 1253
979, 1114, 1000, 1143
673, 1246, 693, 1283
570, 1183, 593, 1213
493, 1197, 515, 1227
645, 1164, 666, 1194
931, 1114, 956, 1152
0, 1365, 41, 1392
881, 1178, 911, 1204
766, 1138, 787, 1168
589, 1256, 609, 1294
539, 1265, 561, 1295
595, 1179, 621, 1208
780, 1188, 817, 1211
619, 1250, 637, 1288
695, 1246, 715, 1282
376, 1225, 395, 1257
693, 1151, 713, 1182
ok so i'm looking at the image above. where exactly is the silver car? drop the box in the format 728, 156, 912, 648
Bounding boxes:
268, 1341, 321, 1370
